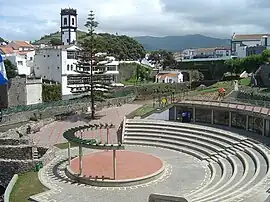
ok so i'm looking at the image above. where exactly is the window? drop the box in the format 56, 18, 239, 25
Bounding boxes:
107, 66, 116, 71
17, 61, 23, 66
64, 17, 67, 25
44, 55, 46, 57
43, 76, 46, 78
30, 57, 33, 60
67, 51, 76, 59
72, 18, 75, 25
57, 54, 59, 57
62, 31, 64, 35
71, 64, 73, 71
47, 55, 50, 57
67, 64, 70, 71
66, 39, 69, 43
57, 66, 60, 69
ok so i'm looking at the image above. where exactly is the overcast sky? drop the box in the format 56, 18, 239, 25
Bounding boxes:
0, 0, 270, 41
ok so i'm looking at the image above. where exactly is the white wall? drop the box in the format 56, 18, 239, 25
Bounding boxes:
145, 109, 169, 121
34, 48, 62, 82
3, 54, 31, 76
236, 46, 247, 58
26, 78, 42, 105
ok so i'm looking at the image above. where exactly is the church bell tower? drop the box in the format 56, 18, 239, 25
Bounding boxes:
60, 8, 77, 45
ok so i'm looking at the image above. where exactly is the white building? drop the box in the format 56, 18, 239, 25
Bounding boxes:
214, 47, 231, 57
232, 33, 270, 58
33, 44, 80, 99
60, 8, 77, 45
155, 71, 184, 83
0, 41, 35, 76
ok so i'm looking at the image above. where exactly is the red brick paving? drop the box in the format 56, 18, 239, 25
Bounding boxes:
70, 151, 163, 180
31, 104, 142, 146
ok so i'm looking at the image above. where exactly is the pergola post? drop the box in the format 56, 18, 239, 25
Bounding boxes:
107, 127, 109, 144
68, 141, 71, 165
79, 145, 83, 176
113, 149, 116, 179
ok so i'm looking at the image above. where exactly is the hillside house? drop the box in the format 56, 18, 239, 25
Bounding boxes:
155, 72, 184, 83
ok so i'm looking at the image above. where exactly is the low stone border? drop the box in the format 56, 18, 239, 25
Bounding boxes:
65, 158, 165, 187
4, 174, 18, 202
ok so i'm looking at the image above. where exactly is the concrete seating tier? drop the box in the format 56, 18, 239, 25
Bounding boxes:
123, 119, 270, 202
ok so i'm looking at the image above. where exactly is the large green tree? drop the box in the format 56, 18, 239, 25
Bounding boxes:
70, 11, 113, 119
148, 50, 177, 69
224, 49, 270, 74
4, 59, 17, 79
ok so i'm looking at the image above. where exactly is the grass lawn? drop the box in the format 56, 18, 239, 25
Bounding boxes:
197, 78, 250, 93
9, 171, 48, 202
126, 104, 155, 119
54, 142, 78, 149
238, 77, 250, 86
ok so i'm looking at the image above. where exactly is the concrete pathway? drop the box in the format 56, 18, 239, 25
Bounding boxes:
30, 104, 141, 147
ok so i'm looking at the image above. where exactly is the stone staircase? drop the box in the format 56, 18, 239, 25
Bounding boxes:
123, 119, 270, 202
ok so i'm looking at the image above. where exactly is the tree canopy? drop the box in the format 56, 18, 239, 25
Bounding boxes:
224, 49, 270, 74
4, 59, 17, 79
34, 31, 146, 61
148, 50, 177, 69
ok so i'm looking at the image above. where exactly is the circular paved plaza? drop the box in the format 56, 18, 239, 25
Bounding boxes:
70, 150, 164, 180
35, 145, 210, 202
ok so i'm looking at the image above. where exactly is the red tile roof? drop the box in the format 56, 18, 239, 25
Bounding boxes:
0, 46, 14, 54
13, 41, 33, 48
157, 73, 178, 79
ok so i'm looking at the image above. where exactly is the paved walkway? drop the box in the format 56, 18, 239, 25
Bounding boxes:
70, 151, 163, 180
31, 145, 209, 202
30, 104, 141, 147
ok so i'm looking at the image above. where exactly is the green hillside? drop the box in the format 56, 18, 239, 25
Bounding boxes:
33, 31, 145, 60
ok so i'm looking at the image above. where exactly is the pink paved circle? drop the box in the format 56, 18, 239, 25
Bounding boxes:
70, 151, 163, 180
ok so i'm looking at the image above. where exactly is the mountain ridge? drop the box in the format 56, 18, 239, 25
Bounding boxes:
134, 34, 231, 51
32, 31, 231, 52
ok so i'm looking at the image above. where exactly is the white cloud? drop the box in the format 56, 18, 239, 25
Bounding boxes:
0, 0, 270, 40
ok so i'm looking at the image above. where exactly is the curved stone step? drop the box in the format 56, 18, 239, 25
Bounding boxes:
125, 124, 241, 145
185, 159, 222, 197
124, 136, 217, 156
191, 156, 233, 200
192, 154, 243, 200
124, 140, 209, 160
125, 120, 248, 141
125, 132, 225, 152
125, 128, 233, 148
194, 151, 255, 202
213, 147, 268, 202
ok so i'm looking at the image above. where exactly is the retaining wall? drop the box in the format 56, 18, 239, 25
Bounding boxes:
0, 146, 32, 160
0, 147, 55, 188
0, 95, 135, 126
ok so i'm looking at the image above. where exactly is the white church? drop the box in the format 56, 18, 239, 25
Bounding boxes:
33, 8, 120, 100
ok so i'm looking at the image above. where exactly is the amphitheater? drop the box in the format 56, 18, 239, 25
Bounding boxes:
27, 100, 270, 202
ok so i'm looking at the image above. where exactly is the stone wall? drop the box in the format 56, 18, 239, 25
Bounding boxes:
0, 146, 32, 160
0, 138, 30, 145
0, 95, 135, 126
8, 77, 27, 107
0, 118, 55, 139
0, 160, 38, 187
0, 147, 56, 188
